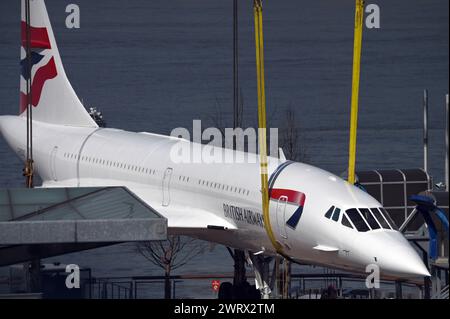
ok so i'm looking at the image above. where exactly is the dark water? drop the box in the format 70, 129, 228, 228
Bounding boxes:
0, 0, 448, 298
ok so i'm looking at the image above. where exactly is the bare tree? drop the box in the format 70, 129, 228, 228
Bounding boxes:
280, 106, 308, 162
208, 88, 245, 146
136, 236, 207, 299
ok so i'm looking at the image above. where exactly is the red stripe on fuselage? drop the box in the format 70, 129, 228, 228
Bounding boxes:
270, 188, 306, 206
21, 21, 51, 49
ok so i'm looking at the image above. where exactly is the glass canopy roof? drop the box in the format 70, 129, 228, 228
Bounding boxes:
0, 187, 163, 222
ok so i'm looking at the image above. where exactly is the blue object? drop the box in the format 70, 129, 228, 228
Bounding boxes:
410, 195, 449, 261
435, 208, 449, 232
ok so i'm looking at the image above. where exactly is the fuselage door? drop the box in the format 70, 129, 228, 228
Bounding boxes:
276, 195, 288, 239
162, 167, 173, 206
49, 146, 58, 181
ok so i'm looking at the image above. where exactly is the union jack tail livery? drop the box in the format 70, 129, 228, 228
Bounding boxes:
20, 0, 97, 127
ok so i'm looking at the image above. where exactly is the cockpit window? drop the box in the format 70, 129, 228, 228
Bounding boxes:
332, 208, 341, 222
370, 208, 391, 229
379, 208, 399, 230
325, 206, 335, 219
359, 208, 381, 230
341, 213, 353, 229
346, 209, 370, 232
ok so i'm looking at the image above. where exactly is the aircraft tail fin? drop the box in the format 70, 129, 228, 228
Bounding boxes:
20, 0, 97, 127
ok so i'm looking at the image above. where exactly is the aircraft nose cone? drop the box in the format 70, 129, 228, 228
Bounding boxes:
396, 250, 430, 277
381, 244, 431, 278
364, 231, 431, 279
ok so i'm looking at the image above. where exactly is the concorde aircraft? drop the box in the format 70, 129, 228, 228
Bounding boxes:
0, 0, 430, 284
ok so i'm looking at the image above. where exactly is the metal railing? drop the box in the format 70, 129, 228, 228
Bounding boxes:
83, 272, 421, 299
433, 284, 449, 299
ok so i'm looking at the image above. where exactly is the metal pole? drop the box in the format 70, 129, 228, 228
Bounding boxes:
24, 0, 34, 188
395, 281, 403, 299
424, 275, 431, 299
445, 94, 449, 191
233, 0, 239, 131
423, 89, 429, 173
172, 279, 176, 299
231, 2, 247, 287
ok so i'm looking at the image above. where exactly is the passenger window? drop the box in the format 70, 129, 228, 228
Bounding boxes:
370, 208, 391, 229
332, 208, 341, 222
341, 214, 353, 229
346, 209, 370, 232
379, 208, 398, 230
359, 208, 381, 230
325, 206, 334, 219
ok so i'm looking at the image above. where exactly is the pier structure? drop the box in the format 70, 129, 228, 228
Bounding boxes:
0, 186, 167, 296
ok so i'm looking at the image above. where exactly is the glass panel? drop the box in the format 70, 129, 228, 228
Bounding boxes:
379, 208, 399, 230
370, 208, 390, 229
0, 187, 162, 221
359, 208, 381, 229
362, 185, 381, 203
346, 209, 370, 232
332, 208, 341, 222
325, 206, 334, 219
383, 184, 404, 207
341, 213, 353, 229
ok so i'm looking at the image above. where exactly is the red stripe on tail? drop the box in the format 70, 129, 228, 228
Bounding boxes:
20, 57, 57, 112
20, 92, 28, 113
21, 21, 51, 49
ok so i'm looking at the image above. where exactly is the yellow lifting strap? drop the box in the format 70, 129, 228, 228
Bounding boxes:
347, 0, 364, 184
253, 0, 284, 255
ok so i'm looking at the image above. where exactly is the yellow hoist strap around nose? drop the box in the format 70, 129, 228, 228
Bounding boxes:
253, 0, 284, 256
347, 0, 364, 185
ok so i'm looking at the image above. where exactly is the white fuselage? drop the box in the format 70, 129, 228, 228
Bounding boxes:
0, 115, 430, 279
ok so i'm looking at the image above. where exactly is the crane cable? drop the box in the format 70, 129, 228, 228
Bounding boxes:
233, 0, 239, 130
24, 0, 34, 188
253, 0, 285, 257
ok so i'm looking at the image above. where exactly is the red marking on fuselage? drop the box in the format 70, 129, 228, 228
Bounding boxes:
270, 188, 306, 206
